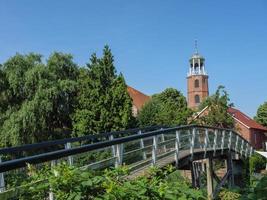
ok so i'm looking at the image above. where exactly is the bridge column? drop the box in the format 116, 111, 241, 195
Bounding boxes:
190, 162, 197, 188
226, 153, 234, 187
192, 161, 204, 188
206, 158, 214, 200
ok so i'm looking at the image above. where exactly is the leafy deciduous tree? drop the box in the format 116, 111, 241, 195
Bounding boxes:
254, 102, 267, 127
138, 88, 191, 127
196, 85, 234, 129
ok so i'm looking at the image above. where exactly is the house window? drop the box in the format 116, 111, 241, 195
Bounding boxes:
195, 79, 199, 88
195, 95, 200, 104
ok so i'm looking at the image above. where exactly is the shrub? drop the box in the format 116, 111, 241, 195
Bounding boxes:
249, 153, 266, 173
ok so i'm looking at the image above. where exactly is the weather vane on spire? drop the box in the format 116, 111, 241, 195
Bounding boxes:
194, 39, 198, 54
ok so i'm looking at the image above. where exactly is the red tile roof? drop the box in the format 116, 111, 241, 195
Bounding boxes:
228, 107, 267, 131
127, 86, 151, 110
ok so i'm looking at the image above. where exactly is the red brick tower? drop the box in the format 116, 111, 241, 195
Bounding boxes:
187, 42, 209, 109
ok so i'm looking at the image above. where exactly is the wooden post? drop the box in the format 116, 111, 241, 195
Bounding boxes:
206, 158, 214, 200
191, 162, 197, 188
226, 153, 234, 187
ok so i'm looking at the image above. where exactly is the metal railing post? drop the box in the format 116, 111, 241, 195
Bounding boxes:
245, 143, 249, 158
213, 129, 218, 156
240, 140, 244, 157
235, 135, 239, 153
175, 130, 180, 168
204, 128, 208, 158
221, 130, 225, 154
228, 131, 232, 151
49, 160, 56, 200
64, 142, 73, 166
152, 135, 158, 166
161, 133, 167, 153
115, 144, 123, 168
190, 128, 196, 160
250, 146, 253, 156
138, 130, 147, 160
109, 134, 116, 157
0, 156, 5, 193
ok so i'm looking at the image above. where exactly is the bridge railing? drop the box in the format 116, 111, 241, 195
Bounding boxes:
0, 125, 254, 197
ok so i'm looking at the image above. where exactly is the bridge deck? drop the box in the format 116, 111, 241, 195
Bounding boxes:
127, 148, 219, 179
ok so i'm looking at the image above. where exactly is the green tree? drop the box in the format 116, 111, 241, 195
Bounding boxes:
138, 88, 191, 126
0, 52, 78, 146
197, 85, 234, 128
72, 46, 134, 137
254, 102, 267, 127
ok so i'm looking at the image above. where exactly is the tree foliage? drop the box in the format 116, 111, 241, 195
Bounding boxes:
254, 101, 267, 127
137, 88, 191, 126
196, 85, 234, 128
0, 53, 78, 146
72, 46, 134, 137
0, 46, 134, 146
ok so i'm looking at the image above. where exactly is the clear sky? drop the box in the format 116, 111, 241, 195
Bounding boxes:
1, 0, 267, 117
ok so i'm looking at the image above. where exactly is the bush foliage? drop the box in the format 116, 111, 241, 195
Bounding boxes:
14, 164, 206, 200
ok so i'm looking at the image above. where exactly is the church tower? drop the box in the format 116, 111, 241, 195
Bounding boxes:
187, 42, 209, 109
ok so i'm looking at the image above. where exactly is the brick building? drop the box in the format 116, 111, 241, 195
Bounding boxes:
187, 50, 209, 109
127, 86, 150, 117
228, 107, 267, 149
127, 45, 267, 149
188, 46, 267, 149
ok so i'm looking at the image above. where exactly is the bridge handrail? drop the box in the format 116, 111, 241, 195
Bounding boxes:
0, 125, 165, 154
0, 124, 253, 173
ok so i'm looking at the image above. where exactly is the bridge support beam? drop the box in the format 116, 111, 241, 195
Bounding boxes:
191, 158, 214, 199
206, 158, 214, 200
226, 153, 234, 187
191, 155, 235, 200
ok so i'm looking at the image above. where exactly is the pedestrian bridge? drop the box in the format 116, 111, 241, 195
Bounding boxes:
0, 125, 254, 199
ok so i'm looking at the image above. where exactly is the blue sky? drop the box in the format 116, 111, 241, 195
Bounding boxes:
1, 0, 267, 117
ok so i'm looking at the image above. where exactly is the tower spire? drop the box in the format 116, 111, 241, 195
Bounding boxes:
194, 39, 198, 54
